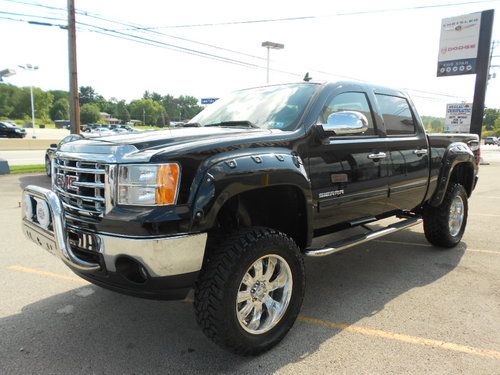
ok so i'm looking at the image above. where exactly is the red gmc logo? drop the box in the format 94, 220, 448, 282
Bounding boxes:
55, 174, 79, 192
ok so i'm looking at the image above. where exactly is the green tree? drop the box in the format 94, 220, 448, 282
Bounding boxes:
80, 103, 101, 124
50, 98, 69, 120
80, 86, 104, 105
176, 95, 203, 120
0, 83, 19, 117
48, 90, 69, 102
483, 108, 499, 130
114, 100, 130, 123
12, 87, 53, 121
493, 117, 500, 136
129, 98, 164, 125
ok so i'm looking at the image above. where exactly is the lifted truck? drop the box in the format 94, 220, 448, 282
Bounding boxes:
22, 81, 479, 355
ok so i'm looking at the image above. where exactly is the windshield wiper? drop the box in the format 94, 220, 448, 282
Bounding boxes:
179, 122, 201, 127
205, 121, 259, 129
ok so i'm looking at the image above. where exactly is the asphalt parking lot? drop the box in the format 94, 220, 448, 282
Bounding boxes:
0, 150, 499, 374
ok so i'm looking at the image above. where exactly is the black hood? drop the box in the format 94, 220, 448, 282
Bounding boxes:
59, 127, 291, 162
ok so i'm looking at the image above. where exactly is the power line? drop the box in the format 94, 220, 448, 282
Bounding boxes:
404, 88, 468, 99
0, 5, 475, 100
122, 0, 500, 30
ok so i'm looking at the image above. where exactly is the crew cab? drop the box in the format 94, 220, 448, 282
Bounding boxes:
21, 81, 479, 355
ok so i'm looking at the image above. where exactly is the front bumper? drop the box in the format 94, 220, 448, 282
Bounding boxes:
22, 185, 207, 300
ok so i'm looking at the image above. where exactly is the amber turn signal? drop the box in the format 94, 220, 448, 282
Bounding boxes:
156, 163, 180, 205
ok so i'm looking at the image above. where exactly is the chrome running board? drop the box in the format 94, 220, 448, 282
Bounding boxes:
305, 217, 422, 257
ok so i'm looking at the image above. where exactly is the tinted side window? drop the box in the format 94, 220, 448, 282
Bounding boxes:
321, 92, 375, 136
376, 94, 415, 135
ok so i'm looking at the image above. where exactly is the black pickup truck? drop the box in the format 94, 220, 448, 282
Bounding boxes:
22, 81, 479, 355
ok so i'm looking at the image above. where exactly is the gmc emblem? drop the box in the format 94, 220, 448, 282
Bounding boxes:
55, 174, 79, 192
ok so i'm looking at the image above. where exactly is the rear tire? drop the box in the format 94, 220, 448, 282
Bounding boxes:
194, 227, 305, 355
423, 183, 468, 248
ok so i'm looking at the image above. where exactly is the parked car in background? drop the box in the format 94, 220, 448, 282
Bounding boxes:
484, 136, 498, 145
0, 121, 26, 138
112, 127, 129, 134
45, 134, 84, 176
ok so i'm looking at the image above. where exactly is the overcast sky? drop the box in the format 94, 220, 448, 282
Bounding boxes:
1, 0, 499, 117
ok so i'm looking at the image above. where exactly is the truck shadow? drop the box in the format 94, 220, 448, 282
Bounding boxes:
1, 232, 466, 374
18, 173, 51, 190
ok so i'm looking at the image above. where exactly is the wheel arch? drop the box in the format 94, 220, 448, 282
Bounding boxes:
429, 142, 477, 207
189, 149, 314, 249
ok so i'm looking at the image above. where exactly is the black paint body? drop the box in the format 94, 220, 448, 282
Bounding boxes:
65, 82, 479, 249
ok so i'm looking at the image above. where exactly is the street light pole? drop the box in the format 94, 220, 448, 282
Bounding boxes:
266, 47, 270, 84
18, 64, 39, 139
261, 41, 284, 84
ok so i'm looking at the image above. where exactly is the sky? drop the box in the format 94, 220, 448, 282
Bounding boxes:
1, 0, 499, 117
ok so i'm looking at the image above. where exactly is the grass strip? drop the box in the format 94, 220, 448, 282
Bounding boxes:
9, 164, 46, 174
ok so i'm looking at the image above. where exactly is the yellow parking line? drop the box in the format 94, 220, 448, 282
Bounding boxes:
7, 265, 88, 284
7, 265, 499, 359
298, 316, 500, 360
374, 240, 500, 254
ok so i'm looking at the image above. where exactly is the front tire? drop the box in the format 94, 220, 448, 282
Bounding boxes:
423, 183, 468, 248
194, 227, 305, 355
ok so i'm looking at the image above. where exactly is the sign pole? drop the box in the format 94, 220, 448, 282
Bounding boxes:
470, 9, 494, 138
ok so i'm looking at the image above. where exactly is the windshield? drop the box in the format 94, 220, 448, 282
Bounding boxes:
189, 83, 319, 131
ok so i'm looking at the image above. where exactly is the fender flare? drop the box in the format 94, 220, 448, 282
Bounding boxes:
429, 142, 477, 207
188, 148, 313, 243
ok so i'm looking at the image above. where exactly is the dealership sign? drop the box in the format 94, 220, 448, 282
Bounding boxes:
444, 103, 472, 133
437, 12, 481, 77
201, 98, 219, 105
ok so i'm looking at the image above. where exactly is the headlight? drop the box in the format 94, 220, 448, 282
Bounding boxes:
24, 194, 33, 219
118, 163, 180, 206
35, 198, 51, 229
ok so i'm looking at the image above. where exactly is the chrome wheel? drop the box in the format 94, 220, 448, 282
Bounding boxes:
236, 254, 293, 335
449, 195, 464, 237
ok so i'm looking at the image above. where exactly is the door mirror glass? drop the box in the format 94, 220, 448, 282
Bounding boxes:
321, 111, 369, 136
50, 143, 58, 148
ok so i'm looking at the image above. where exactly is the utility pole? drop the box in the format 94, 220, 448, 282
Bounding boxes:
67, 0, 80, 134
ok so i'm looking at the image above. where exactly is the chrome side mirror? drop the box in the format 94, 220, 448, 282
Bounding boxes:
320, 111, 369, 136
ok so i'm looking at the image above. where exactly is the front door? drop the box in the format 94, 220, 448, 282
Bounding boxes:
308, 91, 390, 231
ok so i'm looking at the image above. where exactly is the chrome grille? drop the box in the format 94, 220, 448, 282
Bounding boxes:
53, 157, 106, 218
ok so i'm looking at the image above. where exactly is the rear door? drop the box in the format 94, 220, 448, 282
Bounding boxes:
374, 93, 429, 211
308, 90, 390, 230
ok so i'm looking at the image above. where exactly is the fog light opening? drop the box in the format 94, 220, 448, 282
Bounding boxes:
115, 257, 148, 284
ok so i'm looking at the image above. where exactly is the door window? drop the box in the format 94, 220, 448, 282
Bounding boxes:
320, 92, 375, 136
376, 94, 415, 135
320, 92, 375, 135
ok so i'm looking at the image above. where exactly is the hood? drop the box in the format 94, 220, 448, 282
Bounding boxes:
58, 127, 290, 163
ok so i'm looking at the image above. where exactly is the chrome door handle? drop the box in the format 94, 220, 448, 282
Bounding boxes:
413, 149, 428, 156
367, 152, 387, 160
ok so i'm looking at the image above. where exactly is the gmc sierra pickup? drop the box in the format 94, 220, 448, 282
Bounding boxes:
22, 81, 479, 355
